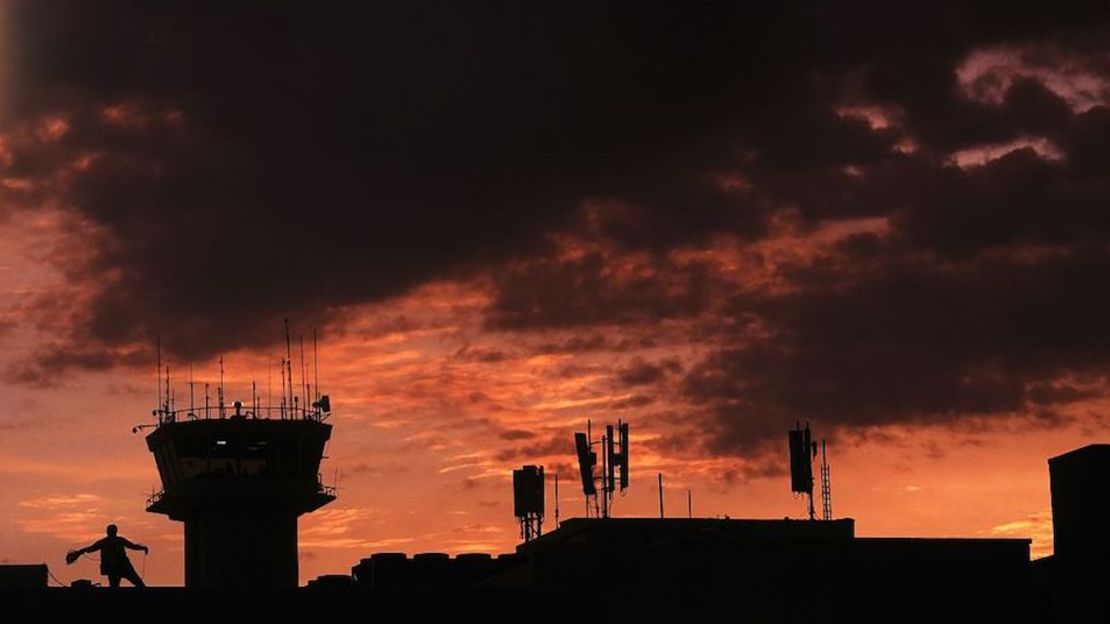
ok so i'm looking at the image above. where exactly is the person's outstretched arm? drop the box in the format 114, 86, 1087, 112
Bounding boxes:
66, 538, 102, 563
122, 538, 149, 553
77, 538, 106, 555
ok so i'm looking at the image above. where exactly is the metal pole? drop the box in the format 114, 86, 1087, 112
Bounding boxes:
285, 319, 294, 419
300, 335, 308, 416
601, 432, 608, 518
219, 357, 225, 419
156, 335, 162, 420
688, 489, 692, 519
189, 363, 195, 417
658, 473, 664, 518
555, 473, 560, 529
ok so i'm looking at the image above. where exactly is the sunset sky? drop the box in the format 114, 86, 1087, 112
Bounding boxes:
2, 2, 1110, 586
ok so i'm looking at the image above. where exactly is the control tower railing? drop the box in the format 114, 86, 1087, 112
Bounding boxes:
151, 399, 331, 427
146, 472, 337, 509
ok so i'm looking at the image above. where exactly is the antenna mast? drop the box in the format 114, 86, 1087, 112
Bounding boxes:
169, 379, 174, 414
554, 473, 560, 529
313, 328, 319, 403
657, 473, 664, 519
189, 363, 195, 419
284, 319, 294, 419
601, 426, 609, 517
165, 364, 172, 417
821, 439, 833, 521
300, 335, 308, 418
573, 418, 629, 520
156, 335, 162, 422
218, 357, 225, 419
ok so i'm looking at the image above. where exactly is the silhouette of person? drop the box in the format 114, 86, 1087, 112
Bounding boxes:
66, 524, 149, 588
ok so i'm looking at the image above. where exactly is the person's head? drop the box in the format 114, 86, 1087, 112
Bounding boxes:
106, 524, 118, 536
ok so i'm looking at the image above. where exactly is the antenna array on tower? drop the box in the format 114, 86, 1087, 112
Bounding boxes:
512, 465, 545, 542
573, 419, 630, 518
788, 422, 834, 521
143, 321, 332, 427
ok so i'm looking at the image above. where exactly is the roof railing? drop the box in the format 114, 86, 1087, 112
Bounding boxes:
153, 404, 330, 427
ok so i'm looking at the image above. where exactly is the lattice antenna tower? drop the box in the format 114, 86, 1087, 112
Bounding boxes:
820, 438, 833, 521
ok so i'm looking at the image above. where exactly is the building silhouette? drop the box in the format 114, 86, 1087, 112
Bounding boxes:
1033, 444, 1110, 622
144, 402, 335, 587
4, 434, 1110, 623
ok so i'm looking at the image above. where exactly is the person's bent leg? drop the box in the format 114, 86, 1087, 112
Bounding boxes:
124, 569, 145, 588
120, 563, 145, 588
108, 574, 121, 588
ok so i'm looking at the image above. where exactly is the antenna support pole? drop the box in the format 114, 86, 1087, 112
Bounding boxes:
601, 430, 609, 519
658, 473, 664, 519
821, 439, 833, 521
554, 473, 560, 529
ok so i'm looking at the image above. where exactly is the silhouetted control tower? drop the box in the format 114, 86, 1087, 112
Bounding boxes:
144, 394, 335, 587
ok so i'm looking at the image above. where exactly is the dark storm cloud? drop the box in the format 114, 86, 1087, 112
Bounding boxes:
684, 246, 1110, 453
498, 429, 536, 441
8, 2, 1096, 357
484, 252, 717, 330
7, 2, 1110, 452
7, 1, 841, 362
617, 357, 682, 387
495, 434, 568, 463
533, 334, 658, 355
472, 6, 1110, 452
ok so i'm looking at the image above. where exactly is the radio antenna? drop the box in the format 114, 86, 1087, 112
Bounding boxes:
218, 357, 225, 419
657, 473, 664, 519
554, 473, 560, 529
165, 365, 171, 415
189, 363, 195, 418
284, 319, 294, 418
156, 335, 162, 419
788, 422, 818, 520
300, 335, 308, 417
280, 357, 286, 419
